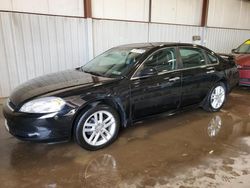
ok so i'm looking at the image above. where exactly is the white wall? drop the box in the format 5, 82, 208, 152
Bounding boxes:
205, 28, 250, 53
0, 0, 84, 17
92, 0, 149, 21
207, 0, 250, 29
1, 0, 250, 97
149, 23, 202, 43
92, 19, 249, 56
151, 0, 203, 25
92, 19, 149, 56
1, 13, 250, 97
0, 12, 89, 97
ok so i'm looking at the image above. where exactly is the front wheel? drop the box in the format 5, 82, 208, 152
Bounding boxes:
74, 105, 120, 150
202, 82, 226, 112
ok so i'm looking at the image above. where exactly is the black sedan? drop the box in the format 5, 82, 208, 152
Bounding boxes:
3, 43, 239, 150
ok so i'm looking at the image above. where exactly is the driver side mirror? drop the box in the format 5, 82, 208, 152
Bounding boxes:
139, 67, 157, 77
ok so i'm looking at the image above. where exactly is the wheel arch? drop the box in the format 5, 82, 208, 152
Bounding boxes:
218, 78, 229, 94
70, 97, 127, 139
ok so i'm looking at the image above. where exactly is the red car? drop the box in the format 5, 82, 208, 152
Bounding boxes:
232, 39, 250, 86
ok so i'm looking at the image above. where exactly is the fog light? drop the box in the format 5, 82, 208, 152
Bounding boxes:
4, 120, 9, 132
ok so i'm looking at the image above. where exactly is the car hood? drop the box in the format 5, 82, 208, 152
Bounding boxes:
234, 54, 250, 66
9, 68, 118, 107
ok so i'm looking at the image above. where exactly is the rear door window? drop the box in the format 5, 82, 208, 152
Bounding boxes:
179, 47, 206, 68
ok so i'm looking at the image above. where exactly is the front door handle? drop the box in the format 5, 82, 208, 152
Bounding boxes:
169, 77, 180, 82
206, 67, 215, 70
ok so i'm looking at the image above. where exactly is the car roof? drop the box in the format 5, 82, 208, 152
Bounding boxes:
116, 42, 205, 50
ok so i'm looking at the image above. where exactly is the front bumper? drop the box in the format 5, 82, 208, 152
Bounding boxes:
3, 100, 76, 142
239, 69, 250, 86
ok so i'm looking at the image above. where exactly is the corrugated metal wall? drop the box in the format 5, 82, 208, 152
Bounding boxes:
0, 12, 89, 97
0, 0, 84, 17
205, 28, 250, 53
151, 0, 203, 25
92, 0, 149, 22
92, 19, 148, 56
92, 20, 204, 56
1, 13, 250, 97
207, 0, 250, 29
92, 19, 250, 55
149, 23, 203, 43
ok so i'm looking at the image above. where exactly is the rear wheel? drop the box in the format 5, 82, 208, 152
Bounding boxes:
74, 105, 120, 150
202, 82, 226, 112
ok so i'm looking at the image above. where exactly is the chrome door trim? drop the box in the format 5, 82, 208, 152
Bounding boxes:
131, 63, 219, 81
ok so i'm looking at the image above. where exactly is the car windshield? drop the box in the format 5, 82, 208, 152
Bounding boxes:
81, 47, 147, 78
237, 40, 250, 54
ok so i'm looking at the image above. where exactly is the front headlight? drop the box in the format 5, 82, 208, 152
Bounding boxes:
20, 97, 66, 113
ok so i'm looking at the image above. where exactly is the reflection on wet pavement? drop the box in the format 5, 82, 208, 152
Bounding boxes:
0, 87, 250, 187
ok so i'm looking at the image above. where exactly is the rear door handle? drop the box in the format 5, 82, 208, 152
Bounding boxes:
169, 77, 180, 82
206, 70, 215, 74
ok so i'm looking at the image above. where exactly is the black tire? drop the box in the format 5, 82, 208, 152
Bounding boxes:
74, 105, 120, 151
202, 82, 227, 112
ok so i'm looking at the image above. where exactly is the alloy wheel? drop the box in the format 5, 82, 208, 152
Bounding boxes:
210, 86, 225, 109
82, 110, 116, 146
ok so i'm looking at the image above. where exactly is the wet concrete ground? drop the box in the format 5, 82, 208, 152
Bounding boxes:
0, 87, 250, 188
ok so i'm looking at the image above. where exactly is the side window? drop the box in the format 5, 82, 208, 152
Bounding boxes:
134, 48, 176, 77
179, 48, 206, 68
206, 52, 219, 64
